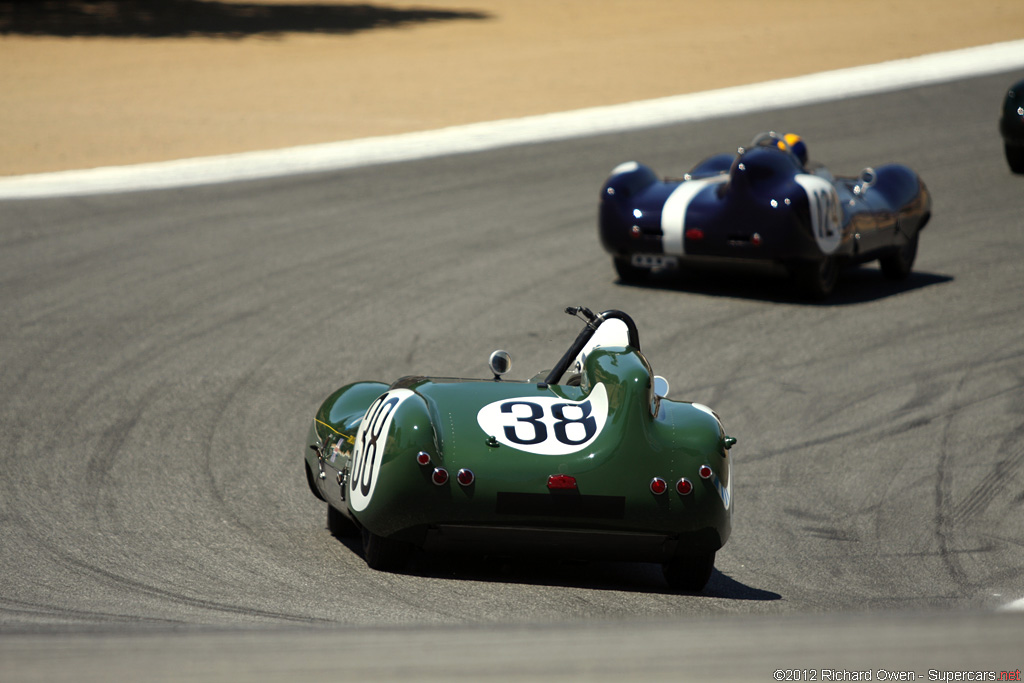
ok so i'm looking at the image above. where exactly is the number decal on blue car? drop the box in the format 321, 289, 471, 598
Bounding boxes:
349, 389, 415, 512
476, 384, 609, 455
795, 174, 842, 254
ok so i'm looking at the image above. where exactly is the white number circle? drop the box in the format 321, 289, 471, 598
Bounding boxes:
349, 389, 415, 512
476, 383, 609, 455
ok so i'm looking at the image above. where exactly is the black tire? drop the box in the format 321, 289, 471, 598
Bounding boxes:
791, 255, 838, 300
361, 528, 412, 572
879, 231, 919, 281
1006, 144, 1024, 174
326, 504, 358, 538
663, 552, 715, 593
613, 257, 649, 284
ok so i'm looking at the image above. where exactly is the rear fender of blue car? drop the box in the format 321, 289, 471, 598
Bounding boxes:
868, 165, 932, 239
598, 161, 669, 256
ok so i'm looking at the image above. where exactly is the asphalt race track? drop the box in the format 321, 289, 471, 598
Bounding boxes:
2, 72, 1023, 680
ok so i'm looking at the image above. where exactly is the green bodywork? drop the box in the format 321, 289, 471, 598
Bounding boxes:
304, 342, 733, 563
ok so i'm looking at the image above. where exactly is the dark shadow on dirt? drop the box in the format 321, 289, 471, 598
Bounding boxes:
0, 1, 490, 38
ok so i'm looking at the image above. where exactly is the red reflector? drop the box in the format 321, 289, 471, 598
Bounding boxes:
685, 228, 704, 241
416, 451, 431, 466
650, 477, 667, 495
547, 474, 577, 490
676, 478, 693, 495
432, 468, 449, 485
456, 468, 475, 486
698, 465, 713, 480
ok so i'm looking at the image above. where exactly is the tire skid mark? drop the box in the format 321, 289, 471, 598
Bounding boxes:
50, 548, 332, 624
84, 392, 156, 526
0, 597, 185, 627
952, 444, 1024, 526
929, 348, 1024, 590
931, 347, 1024, 547
200, 361, 269, 532
934, 371, 970, 589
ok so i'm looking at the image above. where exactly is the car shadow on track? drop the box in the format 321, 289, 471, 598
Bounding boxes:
399, 553, 782, 600
0, 1, 489, 38
330, 527, 779, 598
616, 263, 953, 306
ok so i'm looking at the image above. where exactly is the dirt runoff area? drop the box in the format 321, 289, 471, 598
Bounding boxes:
2, 0, 1023, 177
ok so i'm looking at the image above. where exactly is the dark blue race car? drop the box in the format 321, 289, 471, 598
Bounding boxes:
1000, 77, 1024, 174
599, 132, 931, 298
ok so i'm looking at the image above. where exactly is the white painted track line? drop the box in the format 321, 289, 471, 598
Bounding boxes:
997, 597, 1024, 612
2, 39, 1023, 199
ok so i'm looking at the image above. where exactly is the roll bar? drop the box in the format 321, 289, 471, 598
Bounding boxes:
544, 308, 641, 385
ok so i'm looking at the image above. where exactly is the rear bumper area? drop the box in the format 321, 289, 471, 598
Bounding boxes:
422, 524, 723, 562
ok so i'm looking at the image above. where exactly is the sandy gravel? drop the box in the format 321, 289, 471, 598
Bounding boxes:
2, 0, 1023, 176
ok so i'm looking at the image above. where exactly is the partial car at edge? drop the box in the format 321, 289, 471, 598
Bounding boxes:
1001, 77, 1024, 174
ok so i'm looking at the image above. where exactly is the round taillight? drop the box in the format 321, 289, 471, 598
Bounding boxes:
676, 478, 693, 495
630, 225, 641, 238
416, 451, 431, 466
698, 465, 713, 480
547, 474, 577, 490
432, 468, 449, 486
456, 468, 474, 486
650, 477, 667, 495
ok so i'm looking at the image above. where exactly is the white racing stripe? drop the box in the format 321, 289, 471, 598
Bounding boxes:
2, 40, 1024, 199
661, 176, 727, 255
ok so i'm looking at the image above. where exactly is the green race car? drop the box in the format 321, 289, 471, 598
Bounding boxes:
304, 307, 735, 591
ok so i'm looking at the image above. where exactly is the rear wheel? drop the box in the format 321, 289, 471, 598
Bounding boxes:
879, 232, 918, 281
791, 255, 838, 300
663, 552, 715, 593
361, 528, 413, 572
613, 257, 649, 284
1006, 144, 1024, 174
326, 504, 358, 538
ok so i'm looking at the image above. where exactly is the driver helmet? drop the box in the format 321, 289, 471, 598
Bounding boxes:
780, 133, 808, 166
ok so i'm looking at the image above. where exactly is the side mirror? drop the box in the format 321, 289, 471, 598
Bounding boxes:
488, 350, 512, 379
854, 167, 877, 195
653, 375, 670, 398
